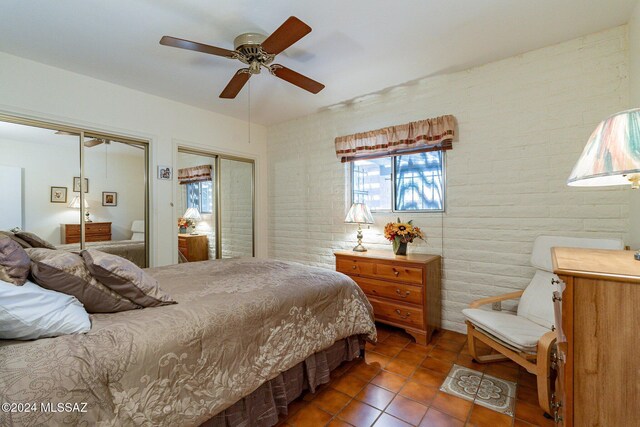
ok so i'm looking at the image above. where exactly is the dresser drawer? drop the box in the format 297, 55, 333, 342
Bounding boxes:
369, 297, 425, 328
374, 263, 423, 284
337, 258, 375, 276
355, 277, 423, 305
86, 223, 111, 234
85, 234, 111, 242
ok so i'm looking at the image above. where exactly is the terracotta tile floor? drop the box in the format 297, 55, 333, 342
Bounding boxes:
277, 324, 554, 427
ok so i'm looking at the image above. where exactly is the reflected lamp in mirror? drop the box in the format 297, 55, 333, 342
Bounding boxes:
68, 196, 91, 223
183, 207, 201, 235
344, 202, 374, 252
568, 108, 640, 261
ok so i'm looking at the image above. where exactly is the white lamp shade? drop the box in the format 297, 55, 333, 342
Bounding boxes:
183, 207, 202, 221
568, 108, 640, 187
68, 196, 89, 209
344, 203, 374, 224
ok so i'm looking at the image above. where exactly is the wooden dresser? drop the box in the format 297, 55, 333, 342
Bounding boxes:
62, 222, 111, 244
551, 248, 640, 427
335, 250, 441, 345
178, 234, 209, 262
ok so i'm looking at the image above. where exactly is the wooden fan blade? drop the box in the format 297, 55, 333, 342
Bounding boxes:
160, 36, 236, 58
261, 16, 311, 55
271, 65, 324, 94
220, 70, 251, 99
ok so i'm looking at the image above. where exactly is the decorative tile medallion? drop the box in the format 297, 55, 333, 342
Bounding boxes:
440, 364, 517, 416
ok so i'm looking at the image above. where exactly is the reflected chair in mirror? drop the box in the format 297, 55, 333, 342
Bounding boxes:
462, 235, 623, 415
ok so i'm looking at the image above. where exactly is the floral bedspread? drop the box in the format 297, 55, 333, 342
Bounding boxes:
0, 259, 376, 426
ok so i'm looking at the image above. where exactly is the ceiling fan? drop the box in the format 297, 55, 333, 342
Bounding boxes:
160, 16, 325, 99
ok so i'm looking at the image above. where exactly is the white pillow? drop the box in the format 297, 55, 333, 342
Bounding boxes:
0, 279, 91, 340
131, 232, 144, 241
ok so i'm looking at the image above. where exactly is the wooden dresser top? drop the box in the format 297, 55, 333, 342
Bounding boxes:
334, 250, 440, 264
552, 247, 640, 284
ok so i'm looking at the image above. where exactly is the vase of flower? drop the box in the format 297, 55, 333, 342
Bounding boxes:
384, 218, 425, 256
393, 241, 408, 255
178, 217, 194, 234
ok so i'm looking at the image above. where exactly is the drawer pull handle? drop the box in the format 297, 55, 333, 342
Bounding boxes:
392, 268, 400, 277
395, 309, 410, 319
396, 289, 410, 298
352, 265, 357, 270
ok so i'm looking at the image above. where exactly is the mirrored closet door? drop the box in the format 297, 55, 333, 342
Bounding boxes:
0, 115, 149, 267
177, 148, 254, 261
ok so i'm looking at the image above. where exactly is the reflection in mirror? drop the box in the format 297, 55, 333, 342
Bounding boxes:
177, 151, 216, 261
71, 136, 147, 266
0, 121, 81, 243
220, 158, 254, 258
0, 119, 148, 267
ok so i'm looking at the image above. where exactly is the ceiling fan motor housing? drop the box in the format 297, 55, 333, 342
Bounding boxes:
233, 33, 273, 74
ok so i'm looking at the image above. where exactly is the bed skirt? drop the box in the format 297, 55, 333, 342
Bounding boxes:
201, 335, 364, 427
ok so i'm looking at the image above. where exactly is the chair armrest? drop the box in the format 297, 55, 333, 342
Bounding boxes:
469, 290, 524, 309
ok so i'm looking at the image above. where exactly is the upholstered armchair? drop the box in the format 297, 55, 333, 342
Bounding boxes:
463, 236, 623, 414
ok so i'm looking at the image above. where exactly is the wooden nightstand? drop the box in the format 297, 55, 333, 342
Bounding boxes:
335, 250, 441, 345
62, 222, 112, 244
178, 234, 209, 262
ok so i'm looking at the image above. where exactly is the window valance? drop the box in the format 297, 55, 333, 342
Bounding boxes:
335, 115, 456, 163
178, 165, 212, 184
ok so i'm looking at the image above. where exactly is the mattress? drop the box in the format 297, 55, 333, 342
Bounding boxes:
0, 258, 376, 426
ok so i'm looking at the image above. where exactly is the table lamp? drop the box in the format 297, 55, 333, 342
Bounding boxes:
69, 196, 91, 223
183, 207, 202, 235
344, 202, 374, 252
568, 108, 640, 260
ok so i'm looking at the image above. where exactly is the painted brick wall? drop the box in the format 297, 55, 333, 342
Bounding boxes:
267, 26, 631, 332
220, 158, 254, 258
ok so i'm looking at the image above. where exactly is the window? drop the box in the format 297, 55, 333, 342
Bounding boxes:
186, 181, 213, 214
352, 151, 445, 212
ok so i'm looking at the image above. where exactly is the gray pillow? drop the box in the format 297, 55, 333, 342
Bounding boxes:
81, 249, 176, 307
0, 231, 32, 248
15, 231, 56, 249
26, 248, 140, 313
0, 236, 30, 285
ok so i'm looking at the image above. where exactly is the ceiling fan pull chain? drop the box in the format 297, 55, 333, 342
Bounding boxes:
248, 79, 251, 144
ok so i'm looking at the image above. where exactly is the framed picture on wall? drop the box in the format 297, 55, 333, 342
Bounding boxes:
102, 191, 117, 206
50, 186, 67, 203
157, 165, 172, 180
73, 177, 89, 193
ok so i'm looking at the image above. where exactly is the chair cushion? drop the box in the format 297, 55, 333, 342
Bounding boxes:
130, 220, 145, 233
530, 236, 623, 272
516, 270, 559, 329
463, 308, 551, 353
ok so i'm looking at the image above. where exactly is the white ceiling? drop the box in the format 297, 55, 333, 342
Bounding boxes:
0, 0, 636, 125
0, 121, 141, 154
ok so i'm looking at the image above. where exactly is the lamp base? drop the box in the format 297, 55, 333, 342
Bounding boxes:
353, 243, 367, 252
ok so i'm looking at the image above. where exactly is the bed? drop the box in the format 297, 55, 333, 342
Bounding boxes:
0, 258, 376, 426
56, 239, 146, 268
